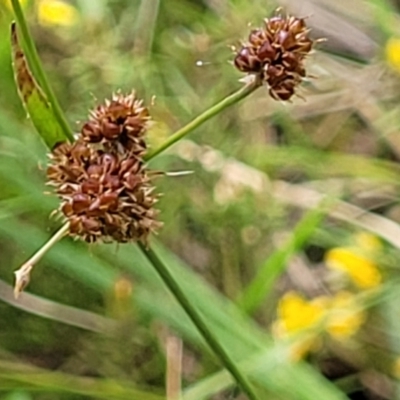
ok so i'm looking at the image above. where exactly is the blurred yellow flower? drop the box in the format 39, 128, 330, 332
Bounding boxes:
325, 291, 365, 339
273, 291, 366, 360
37, 0, 78, 27
325, 233, 382, 289
273, 291, 327, 336
386, 37, 400, 72
326, 248, 381, 288
354, 232, 382, 253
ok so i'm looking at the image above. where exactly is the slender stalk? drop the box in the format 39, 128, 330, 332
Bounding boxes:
14, 223, 69, 298
10, 0, 74, 142
166, 334, 182, 400
138, 243, 260, 400
145, 80, 260, 161
24, 223, 69, 266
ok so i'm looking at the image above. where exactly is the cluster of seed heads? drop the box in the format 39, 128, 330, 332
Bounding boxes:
14, 9, 320, 303
234, 11, 315, 100
47, 92, 161, 244
46, 11, 316, 245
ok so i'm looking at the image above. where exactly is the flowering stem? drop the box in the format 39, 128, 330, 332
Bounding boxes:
145, 80, 261, 161
14, 223, 69, 298
137, 243, 260, 400
10, 0, 74, 142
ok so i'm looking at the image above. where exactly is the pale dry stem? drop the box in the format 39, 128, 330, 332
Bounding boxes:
13, 222, 69, 298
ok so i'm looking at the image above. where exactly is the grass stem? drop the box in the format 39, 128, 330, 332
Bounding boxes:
138, 243, 260, 400
145, 79, 260, 161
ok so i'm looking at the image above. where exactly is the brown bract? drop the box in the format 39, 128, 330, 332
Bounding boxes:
47, 92, 161, 244
234, 12, 315, 101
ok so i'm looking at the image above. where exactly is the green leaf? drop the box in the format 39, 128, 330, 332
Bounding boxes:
237, 206, 326, 314
1, 391, 33, 400
0, 360, 164, 400
10, 22, 72, 150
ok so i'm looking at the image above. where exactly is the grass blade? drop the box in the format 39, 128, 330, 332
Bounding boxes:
0, 360, 164, 400
10, 0, 73, 143
238, 206, 326, 314
10, 23, 73, 149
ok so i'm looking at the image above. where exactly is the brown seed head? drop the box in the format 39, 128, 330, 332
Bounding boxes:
233, 11, 315, 101
81, 91, 151, 155
47, 139, 161, 243
47, 92, 161, 244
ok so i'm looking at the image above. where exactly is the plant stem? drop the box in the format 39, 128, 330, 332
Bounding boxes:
26, 223, 70, 266
145, 80, 260, 161
138, 243, 260, 400
14, 223, 69, 298
10, 0, 74, 143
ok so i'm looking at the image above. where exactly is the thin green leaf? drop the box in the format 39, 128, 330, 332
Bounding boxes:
10, 22, 72, 149
238, 206, 326, 314
184, 351, 350, 400
0, 360, 164, 400
1, 390, 33, 400
10, 0, 73, 142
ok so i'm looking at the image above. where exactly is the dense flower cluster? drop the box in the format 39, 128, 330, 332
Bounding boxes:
47, 92, 161, 243
234, 11, 315, 101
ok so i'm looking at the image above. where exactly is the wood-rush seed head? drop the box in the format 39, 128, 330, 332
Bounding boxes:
81, 91, 151, 155
234, 11, 315, 101
47, 92, 161, 244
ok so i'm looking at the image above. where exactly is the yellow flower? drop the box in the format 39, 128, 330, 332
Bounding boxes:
325, 233, 382, 289
273, 290, 367, 361
325, 291, 365, 339
326, 247, 381, 288
274, 291, 365, 338
354, 232, 382, 253
37, 0, 78, 27
273, 292, 327, 336
386, 37, 400, 72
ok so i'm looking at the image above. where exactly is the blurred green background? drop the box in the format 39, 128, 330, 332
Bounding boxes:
2, 0, 400, 399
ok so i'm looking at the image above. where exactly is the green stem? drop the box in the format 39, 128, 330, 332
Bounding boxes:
145, 80, 260, 161
137, 243, 260, 400
10, 0, 74, 142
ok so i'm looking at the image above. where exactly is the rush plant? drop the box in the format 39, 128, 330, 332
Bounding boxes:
5, 2, 348, 400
